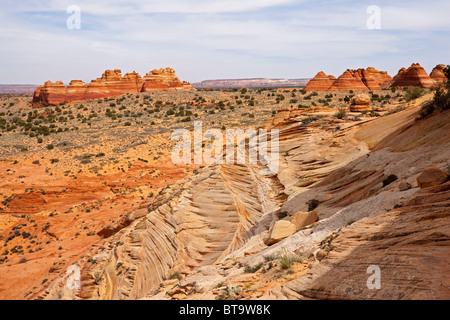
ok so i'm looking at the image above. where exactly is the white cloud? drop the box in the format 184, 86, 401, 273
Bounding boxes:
0, 0, 448, 83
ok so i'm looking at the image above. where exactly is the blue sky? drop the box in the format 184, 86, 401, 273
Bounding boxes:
0, 0, 449, 84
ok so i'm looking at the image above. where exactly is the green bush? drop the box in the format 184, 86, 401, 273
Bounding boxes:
244, 262, 263, 273
334, 108, 347, 119
404, 87, 425, 102
416, 65, 450, 121
278, 249, 301, 270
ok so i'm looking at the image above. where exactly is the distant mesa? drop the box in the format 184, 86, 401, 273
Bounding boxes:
32, 67, 194, 106
192, 78, 310, 89
304, 63, 446, 91
0, 84, 38, 94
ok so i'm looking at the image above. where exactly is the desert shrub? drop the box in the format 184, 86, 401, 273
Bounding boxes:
169, 271, 182, 280
278, 249, 301, 270
383, 174, 398, 187
301, 115, 322, 126
334, 108, 347, 119
433, 85, 450, 112
244, 262, 263, 273
404, 87, 425, 102
215, 286, 242, 300
415, 66, 450, 121
385, 106, 406, 115
46, 144, 54, 150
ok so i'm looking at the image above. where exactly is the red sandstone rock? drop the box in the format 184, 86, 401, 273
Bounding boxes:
391, 63, 436, 88
83, 79, 109, 100
305, 67, 392, 92
304, 71, 335, 91
32, 67, 193, 106
36, 81, 67, 106
141, 67, 193, 92
365, 67, 393, 89
65, 80, 88, 102
328, 69, 371, 91
430, 64, 447, 85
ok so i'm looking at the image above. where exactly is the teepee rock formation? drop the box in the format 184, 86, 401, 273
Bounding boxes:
303, 71, 336, 91
391, 63, 436, 88
430, 64, 447, 85
304, 67, 392, 91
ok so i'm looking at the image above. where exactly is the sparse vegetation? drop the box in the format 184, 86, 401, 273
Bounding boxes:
404, 87, 425, 102
334, 108, 347, 119
278, 249, 301, 270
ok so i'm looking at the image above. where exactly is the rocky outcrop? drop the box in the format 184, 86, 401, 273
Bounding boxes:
391, 63, 436, 88
304, 67, 392, 91
417, 166, 448, 189
141, 68, 191, 92
265, 220, 297, 245
290, 210, 318, 231
303, 72, 335, 91
32, 67, 194, 106
430, 64, 447, 85
35, 81, 67, 106
329, 69, 377, 91
65, 80, 88, 102
365, 67, 393, 88
350, 93, 371, 112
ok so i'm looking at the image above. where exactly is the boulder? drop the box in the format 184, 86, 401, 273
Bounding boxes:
265, 220, 297, 245
350, 93, 370, 105
399, 181, 412, 191
290, 210, 319, 230
350, 93, 371, 112
417, 166, 448, 189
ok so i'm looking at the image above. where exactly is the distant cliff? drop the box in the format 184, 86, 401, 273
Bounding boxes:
192, 78, 310, 89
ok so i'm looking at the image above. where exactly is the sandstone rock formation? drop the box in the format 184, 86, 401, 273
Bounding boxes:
391, 63, 436, 88
13, 85, 450, 301
350, 93, 371, 112
32, 67, 194, 106
329, 69, 377, 91
417, 166, 448, 189
303, 72, 335, 91
290, 210, 318, 231
430, 64, 447, 85
265, 220, 297, 245
304, 67, 392, 91
141, 68, 192, 92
